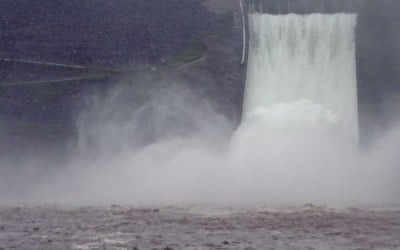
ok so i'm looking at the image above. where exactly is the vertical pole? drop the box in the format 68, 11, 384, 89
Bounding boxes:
240, 0, 247, 64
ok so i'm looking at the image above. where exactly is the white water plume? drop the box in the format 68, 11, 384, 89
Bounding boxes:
0, 80, 399, 205
243, 13, 359, 142
0, 14, 399, 206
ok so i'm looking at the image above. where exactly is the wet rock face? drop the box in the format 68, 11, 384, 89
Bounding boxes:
356, 1, 400, 139
0, 0, 215, 66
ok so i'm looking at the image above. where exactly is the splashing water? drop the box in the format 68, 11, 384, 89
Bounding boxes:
1, 14, 399, 206
243, 13, 359, 142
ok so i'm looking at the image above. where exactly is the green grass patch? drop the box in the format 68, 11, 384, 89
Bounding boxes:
171, 37, 208, 65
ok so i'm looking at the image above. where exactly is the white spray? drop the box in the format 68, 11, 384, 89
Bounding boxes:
0, 14, 399, 206
243, 14, 359, 142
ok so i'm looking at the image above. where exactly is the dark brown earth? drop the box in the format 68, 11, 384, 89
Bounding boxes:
0, 205, 399, 250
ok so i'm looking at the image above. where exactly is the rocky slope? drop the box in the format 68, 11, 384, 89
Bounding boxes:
0, 0, 242, 156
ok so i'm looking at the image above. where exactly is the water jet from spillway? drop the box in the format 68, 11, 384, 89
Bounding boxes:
242, 13, 359, 142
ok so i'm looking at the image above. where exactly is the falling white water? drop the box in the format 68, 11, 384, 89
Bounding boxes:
2, 12, 399, 206
242, 13, 359, 142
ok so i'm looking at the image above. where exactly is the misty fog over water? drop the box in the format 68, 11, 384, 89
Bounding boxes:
0, 1, 400, 249
0, 0, 399, 206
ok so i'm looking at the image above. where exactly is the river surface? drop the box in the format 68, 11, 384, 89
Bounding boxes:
0, 205, 399, 249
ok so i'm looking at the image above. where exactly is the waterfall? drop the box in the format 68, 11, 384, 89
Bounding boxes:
242, 13, 359, 141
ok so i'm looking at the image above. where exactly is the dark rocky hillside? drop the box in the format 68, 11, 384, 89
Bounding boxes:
356, 0, 400, 137
0, 0, 242, 157
0, 0, 214, 66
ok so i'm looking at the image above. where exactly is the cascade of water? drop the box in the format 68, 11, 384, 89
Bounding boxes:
242, 13, 359, 141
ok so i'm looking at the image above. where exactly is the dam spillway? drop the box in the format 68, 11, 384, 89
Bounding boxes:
242, 13, 359, 141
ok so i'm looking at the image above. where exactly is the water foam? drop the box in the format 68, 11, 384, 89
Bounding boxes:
243, 13, 359, 142
1, 13, 399, 206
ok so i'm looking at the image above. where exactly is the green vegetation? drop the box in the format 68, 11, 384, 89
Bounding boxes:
171, 37, 208, 65
166, 11, 234, 67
